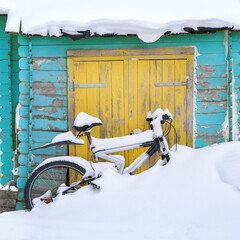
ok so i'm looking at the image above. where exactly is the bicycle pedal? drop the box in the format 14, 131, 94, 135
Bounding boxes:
90, 182, 100, 190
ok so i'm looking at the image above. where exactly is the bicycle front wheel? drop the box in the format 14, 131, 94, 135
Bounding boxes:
24, 160, 86, 210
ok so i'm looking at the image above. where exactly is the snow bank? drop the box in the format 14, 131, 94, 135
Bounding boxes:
1, 0, 240, 42
0, 142, 240, 240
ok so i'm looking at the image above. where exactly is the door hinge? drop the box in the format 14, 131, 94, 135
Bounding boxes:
69, 81, 108, 91
154, 76, 192, 88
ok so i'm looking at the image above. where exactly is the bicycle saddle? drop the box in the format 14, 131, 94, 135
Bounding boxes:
72, 112, 102, 132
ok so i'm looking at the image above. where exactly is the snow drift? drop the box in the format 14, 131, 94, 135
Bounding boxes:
1, 0, 240, 42
0, 142, 240, 240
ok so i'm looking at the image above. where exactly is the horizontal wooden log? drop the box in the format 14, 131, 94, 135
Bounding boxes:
31, 154, 67, 165
196, 77, 227, 90
19, 70, 30, 82
16, 177, 27, 189
28, 41, 224, 58
32, 107, 67, 120
32, 118, 67, 131
31, 130, 65, 143
19, 94, 67, 107
195, 112, 226, 125
0, 38, 8, 48
18, 154, 29, 166
197, 124, 223, 135
0, 60, 8, 72
18, 130, 29, 142
32, 94, 67, 107
19, 58, 29, 70
32, 58, 67, 71
0, 49, 8, 59
195, 134, 225, 147
33, 81, 67, 95
1, 163, 14, 175
197, 89, 227, 102
31, 143, 67, 155
196, 65, 227, 78
0, 72, 9, 82
0, 153, 13, 164
18, 165, 28, 177
196, 53, 227, 66
196, 100, 227, 113
32, 70, 67, 83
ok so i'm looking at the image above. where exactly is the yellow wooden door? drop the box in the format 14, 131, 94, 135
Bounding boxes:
68, 48, 193, 173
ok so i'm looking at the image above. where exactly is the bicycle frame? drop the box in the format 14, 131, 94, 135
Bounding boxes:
89, 133, 164, 175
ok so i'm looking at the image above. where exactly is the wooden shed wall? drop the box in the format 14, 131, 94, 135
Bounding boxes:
0, 16, 13, 185
0, 16, 20, 185
230, 32, 240, 140
16, 32, 232, 208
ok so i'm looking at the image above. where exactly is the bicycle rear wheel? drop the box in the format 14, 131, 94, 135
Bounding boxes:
24, 160, 86, 210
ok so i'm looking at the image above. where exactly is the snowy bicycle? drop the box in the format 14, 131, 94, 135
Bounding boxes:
24, 108, 175, 210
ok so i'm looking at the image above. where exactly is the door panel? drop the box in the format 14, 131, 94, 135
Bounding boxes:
68, 49, 193, 173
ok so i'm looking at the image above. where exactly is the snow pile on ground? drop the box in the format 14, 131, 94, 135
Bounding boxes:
0, 142, 240, 240
1, 0, 240, 42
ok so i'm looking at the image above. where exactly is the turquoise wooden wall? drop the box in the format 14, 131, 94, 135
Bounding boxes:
0, 16, 20, 186
16, 31, 239, 209
0, 15, 13, 185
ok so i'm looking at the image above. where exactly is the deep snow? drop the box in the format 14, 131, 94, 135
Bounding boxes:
0, 142, 240, 240
1, 0, 240, 42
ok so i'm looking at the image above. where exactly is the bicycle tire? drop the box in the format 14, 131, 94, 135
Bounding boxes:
24, 160, 86, 210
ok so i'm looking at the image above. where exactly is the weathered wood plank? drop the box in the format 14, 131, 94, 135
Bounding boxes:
195, 112, 226, 125
196, 100, 227, 113
197, 124, 223, 135
19, 94, 67, 107
29, 41, 225, 58
0, 49, 8, 59
196, 65, 227, 78
32, 154, 67, 165
196, 77, 227, 90
0, 153, 13, 164
18, 154, 29, 166
1, 163, 13, 175
32, 70, 67, 83
195, 135, 225, 147
0, 72, 8, 82
32, 107, 67, 120
33, 81, 67, 95
196, 54, 226, 66
0, 118, 12, 130
31, 130, 65, 143
32, 58, 67, 71
197, 89, 227, 102
0, 38, 8, 48
30, 32, 225, 46
0, 60, 8, 72
32, 95, 67, 107
16, 177, 27, 189
19, 70, 30, 82
31, 143, 67, 155
32, 118, 67, 131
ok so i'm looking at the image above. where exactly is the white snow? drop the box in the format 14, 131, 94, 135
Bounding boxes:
73, 112, 102, 129
1, 185, 18, 192
51, 131, 84, 145
1, 0, 240, 42
91, 130, 154, 152
1, 142, 240, 240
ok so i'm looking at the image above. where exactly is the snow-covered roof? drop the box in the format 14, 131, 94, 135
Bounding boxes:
1, 0, 240, 42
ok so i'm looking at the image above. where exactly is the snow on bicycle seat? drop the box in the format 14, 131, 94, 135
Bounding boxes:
73, 112, 102, 132
91, 130, 154, 152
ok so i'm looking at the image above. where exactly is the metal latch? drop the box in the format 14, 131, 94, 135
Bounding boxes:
69, 81, 108, 91
154, 76, 192, 89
